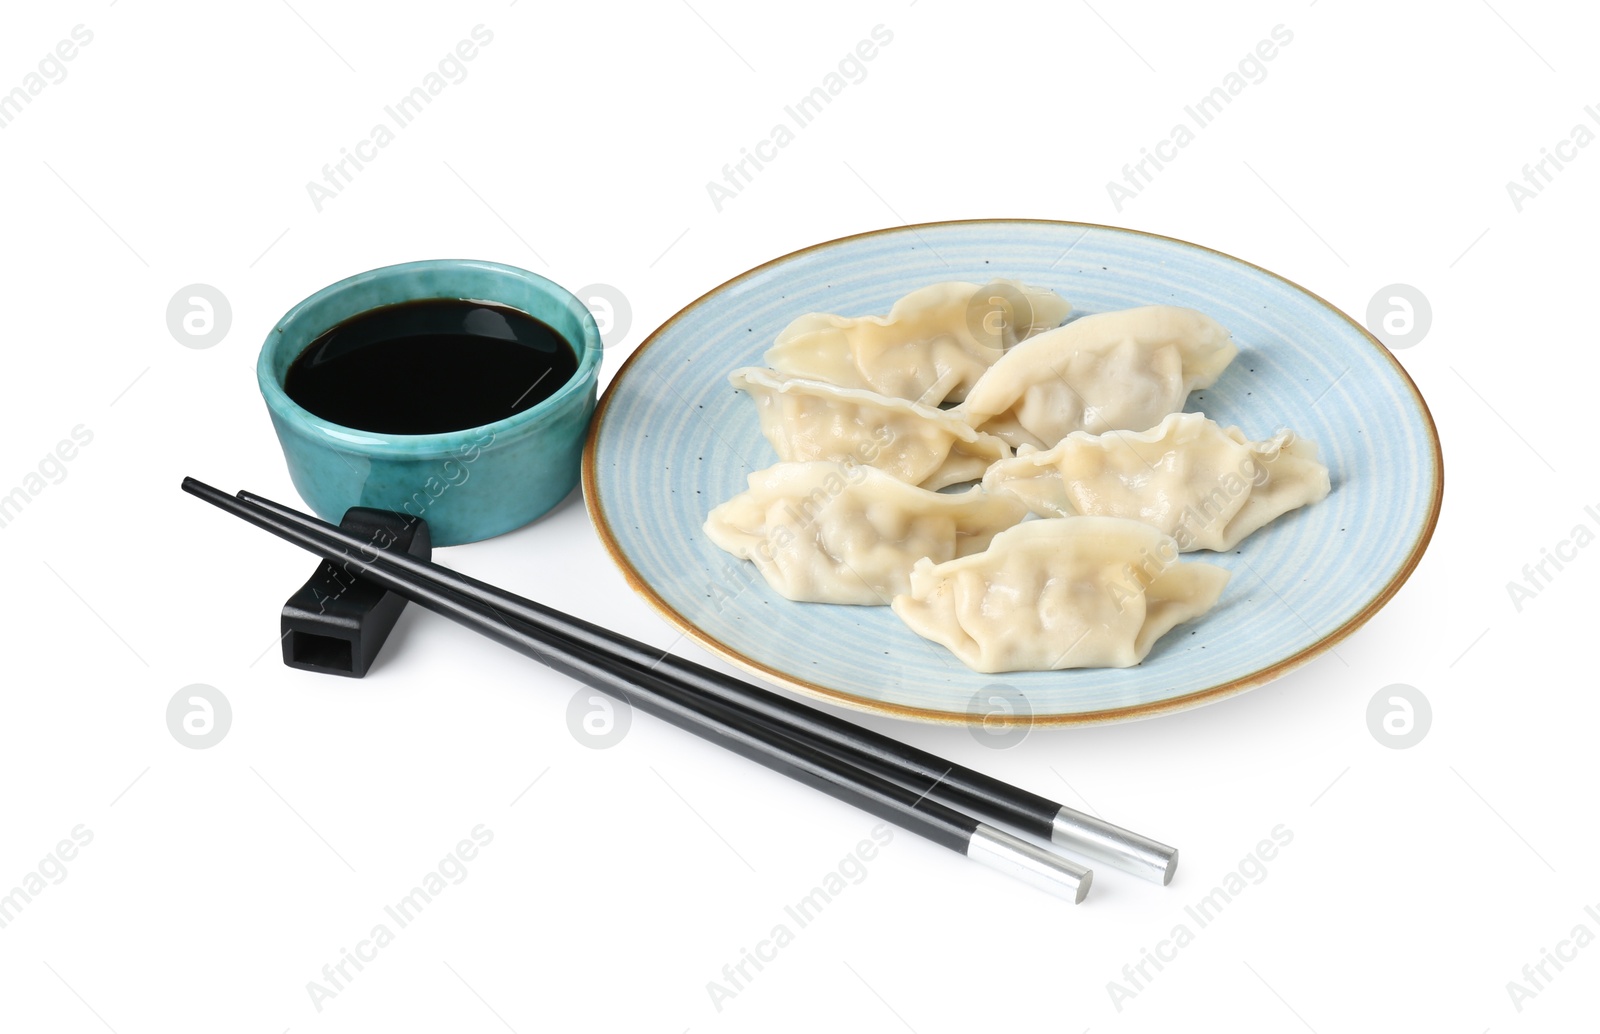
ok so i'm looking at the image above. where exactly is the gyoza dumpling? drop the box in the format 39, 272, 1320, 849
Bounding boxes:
704, 462, 1028, 605
890, 518, 1229, 672
731, 367, 1010, 490
956, 306, 1238, 449
765, 280, 1072, 405
982, 412, 1332, 551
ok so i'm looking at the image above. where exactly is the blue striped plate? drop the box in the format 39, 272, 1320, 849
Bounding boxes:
582, 221, 1443, 725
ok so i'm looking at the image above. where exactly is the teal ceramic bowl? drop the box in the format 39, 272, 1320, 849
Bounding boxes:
258, 259, 601, 546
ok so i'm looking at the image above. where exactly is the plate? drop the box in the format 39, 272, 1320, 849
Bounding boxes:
581, 220, 1443, 725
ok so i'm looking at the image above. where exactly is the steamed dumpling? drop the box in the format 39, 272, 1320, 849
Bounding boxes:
765, 280, 1072, 405
982, 412, 1331, 551
731, 367, 1010, 490
890, 518, 1229, 672
704, 462, 1028, 605
956, 306, 1238, 449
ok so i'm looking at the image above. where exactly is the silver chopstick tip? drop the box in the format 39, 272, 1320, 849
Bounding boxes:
967, 824, 1093, 904
1051, 806, 1178, 886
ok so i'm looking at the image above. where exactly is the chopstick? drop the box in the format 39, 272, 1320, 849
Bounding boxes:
232, 489, 1184, 889
230, 487, 1178, 884
183, 478, 1094, 902
222, 482, 1175, 884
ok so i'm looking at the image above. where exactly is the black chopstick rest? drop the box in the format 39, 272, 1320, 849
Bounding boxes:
280, 508, 432, 678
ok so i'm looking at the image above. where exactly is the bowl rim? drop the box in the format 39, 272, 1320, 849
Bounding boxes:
258, 258, 602, 457
581, 218, 1446, 726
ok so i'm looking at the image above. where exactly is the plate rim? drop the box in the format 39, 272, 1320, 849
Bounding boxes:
580, 218, 1445, 726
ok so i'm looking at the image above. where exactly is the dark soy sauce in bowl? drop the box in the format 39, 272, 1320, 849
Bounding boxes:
283, 299, 578, 435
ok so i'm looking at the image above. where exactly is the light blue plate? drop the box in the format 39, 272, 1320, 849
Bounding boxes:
582, 221, 1443, 725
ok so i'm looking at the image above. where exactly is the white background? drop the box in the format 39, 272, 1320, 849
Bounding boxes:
1, 0, 1595, 1030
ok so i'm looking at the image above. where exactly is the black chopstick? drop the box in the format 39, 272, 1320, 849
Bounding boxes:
183, 478, 1093, 902
233, 486, 1178, 884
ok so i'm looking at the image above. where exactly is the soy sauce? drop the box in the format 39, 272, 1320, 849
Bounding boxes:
284, 299, 577, 434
